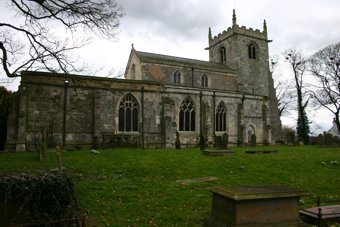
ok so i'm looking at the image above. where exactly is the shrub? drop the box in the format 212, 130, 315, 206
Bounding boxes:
0, 173, 84, 226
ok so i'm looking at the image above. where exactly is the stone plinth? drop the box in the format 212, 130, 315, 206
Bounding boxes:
205, 185, 311, 227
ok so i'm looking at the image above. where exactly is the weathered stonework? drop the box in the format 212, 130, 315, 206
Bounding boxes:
6, 10, 282, 151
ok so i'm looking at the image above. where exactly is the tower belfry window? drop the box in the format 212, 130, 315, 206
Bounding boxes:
220, 46, 226, 62
248, 44, 256, 59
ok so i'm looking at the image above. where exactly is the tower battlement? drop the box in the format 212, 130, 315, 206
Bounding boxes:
210, 25, 267, 47
210, 20, 268, 48
208, 9, 268, 49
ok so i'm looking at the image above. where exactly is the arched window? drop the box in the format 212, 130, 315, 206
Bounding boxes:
201, 74, 208, 87
220, 46, 226, 62
248, 43, 256, 59
215, 102, 226, 131
179, 97, 195, 131
131, 64, 135, 79
173, 71, 181, 84
118, 94, 139, 132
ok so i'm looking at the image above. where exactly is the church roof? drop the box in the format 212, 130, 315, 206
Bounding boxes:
135, 50, 236, 73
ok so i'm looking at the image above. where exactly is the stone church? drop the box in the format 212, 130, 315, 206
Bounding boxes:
6, 10, 282, 151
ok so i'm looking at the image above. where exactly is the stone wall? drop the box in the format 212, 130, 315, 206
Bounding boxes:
6, 70, 271, 151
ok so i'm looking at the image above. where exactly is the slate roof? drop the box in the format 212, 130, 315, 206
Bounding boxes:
135, 51, 236, 73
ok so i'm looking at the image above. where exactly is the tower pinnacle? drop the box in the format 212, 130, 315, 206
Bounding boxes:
208, 27, 212, 40
263, 19, 267, 34
232, 9, 237, 27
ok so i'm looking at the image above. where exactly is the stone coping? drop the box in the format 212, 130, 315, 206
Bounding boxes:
208, 185, 312, 201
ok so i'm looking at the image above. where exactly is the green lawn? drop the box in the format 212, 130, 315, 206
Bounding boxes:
1, 146, 340, 226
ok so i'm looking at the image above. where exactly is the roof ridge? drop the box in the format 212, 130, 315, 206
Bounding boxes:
136, 50, 210, 63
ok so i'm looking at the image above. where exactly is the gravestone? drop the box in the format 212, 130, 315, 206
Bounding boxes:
92, 136, 98, 149
317, 134, 324, 145
298, 140, 304, 146
250, 134, 256, 146
56, 146, 63, 172
324, 133, 333, 146
38, 128, 48, 160
200, 134, 206, 151
203, 150, 234, 156
286, 132, 295, 145
215, 136, 222, 149
175, 131, 181, 149
332, 136, 340, 146
222, 133, 228, 149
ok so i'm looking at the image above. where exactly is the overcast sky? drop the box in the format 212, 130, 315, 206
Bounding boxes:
1, 0, 340, 132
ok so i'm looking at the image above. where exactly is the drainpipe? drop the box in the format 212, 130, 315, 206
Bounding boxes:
212, 92, 216, 146
62, 80, 68, 149
141, 86, 145, 149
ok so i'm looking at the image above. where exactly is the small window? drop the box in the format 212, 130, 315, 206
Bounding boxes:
179, 97, 195, 131
215, 102, 227, 131
201, 74, 208, 87
220, 46, 226, 62
118, 94, 139, 132
248, 44, 256, 59
173, 71, 181, 84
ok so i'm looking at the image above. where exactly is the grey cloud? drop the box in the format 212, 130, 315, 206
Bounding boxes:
119, 0, 226, 40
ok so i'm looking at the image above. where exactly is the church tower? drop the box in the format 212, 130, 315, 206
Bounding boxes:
207, 9, 270, 97
207, 10, 282, 143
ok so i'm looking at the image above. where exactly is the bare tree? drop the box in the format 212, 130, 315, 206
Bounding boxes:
0, 0, 123, 78
309, 42, 340, 134
270, 56, 294, 117
285, 49, 310, 144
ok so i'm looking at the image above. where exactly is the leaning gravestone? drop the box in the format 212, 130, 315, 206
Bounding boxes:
175, 131, 181, 149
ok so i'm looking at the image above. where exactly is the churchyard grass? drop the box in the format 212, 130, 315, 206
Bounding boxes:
1, 145, 340, 226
